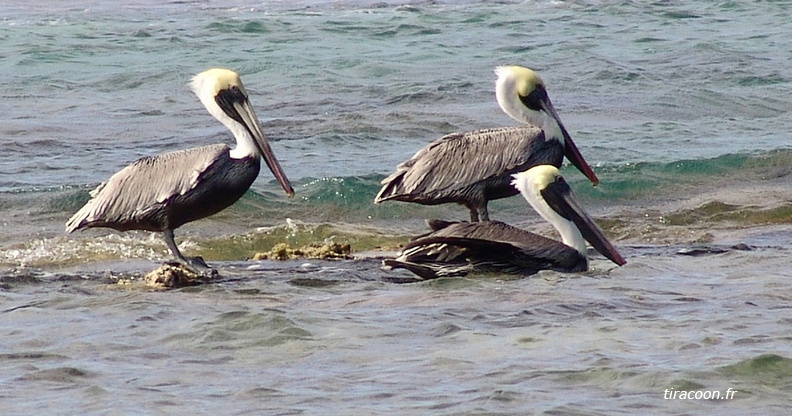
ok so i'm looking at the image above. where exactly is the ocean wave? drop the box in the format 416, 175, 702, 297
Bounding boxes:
2, 149, 790, 270
7, 148, 792, 222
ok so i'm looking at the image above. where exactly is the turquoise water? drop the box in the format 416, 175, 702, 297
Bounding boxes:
3, 0, 791, 190
1, 1, 792, 414
2, 0, 790, 253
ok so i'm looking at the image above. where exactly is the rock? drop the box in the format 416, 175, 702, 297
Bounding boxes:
143, 263, 202, 289
252, 242, 353, 261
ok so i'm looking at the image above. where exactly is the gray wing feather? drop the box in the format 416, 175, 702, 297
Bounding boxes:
376, 126, 545, 201
410, 221, 559, 254
65, 144, 228, 232
398, 221, 584, 272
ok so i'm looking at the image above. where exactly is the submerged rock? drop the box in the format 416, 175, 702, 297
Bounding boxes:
252, 242, 353, 261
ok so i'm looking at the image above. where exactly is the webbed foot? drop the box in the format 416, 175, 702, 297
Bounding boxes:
185, 256, 219, 278
166, 256, 218, 279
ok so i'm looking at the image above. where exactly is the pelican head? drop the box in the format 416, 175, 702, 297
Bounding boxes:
496, 66, 599, 186
495, 66, 550, 128
191, 68, 294, 197
512, 165, 625, 267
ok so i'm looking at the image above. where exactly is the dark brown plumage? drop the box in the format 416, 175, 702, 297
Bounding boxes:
66, 144, 257, 233
375, 126, 563, 221
383, 219, 586, 280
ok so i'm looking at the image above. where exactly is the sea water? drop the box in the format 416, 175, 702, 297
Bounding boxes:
1, 1, 791, 414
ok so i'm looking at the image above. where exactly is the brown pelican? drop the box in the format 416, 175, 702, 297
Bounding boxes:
383, 165, 625, 280
375, 66, 598, 222
65, 68, 294, 275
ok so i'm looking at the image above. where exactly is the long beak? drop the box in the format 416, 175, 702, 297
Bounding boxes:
234, 100, 295, 197
540, 99, 599, 187
543, 179, 626, 266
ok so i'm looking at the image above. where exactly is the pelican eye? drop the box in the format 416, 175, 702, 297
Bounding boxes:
215, 87, 248, 124
520, 85, 548, 112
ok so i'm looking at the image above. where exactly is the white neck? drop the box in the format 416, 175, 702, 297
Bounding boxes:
198, 97, 258, 160
549, 213, 588, 256
227, 122, 259, 159
516, 178, 588, 257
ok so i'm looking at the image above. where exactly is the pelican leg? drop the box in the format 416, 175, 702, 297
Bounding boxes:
466, 205, 481, 222
468, 205, 489, 222
478, 206, 490, 222
163, 229, 218, 277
